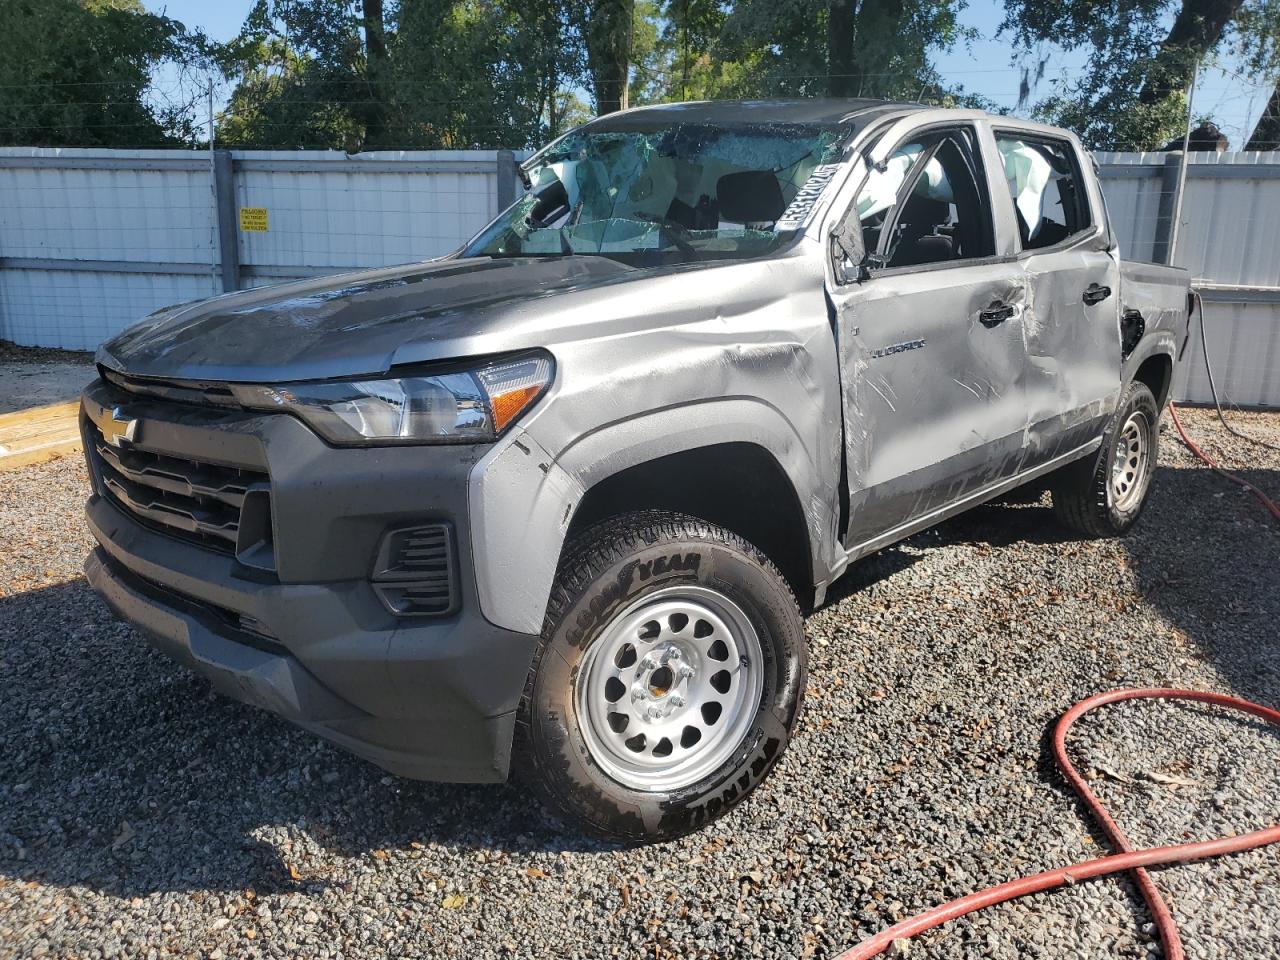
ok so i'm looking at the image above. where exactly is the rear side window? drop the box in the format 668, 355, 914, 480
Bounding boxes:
995, 134, 1092, 250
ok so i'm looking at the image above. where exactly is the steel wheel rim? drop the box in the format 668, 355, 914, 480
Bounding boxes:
574, 585, 765, 793
1110, 410, 1151, 511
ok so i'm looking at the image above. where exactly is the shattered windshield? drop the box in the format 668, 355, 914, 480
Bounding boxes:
463, 122, 848, 264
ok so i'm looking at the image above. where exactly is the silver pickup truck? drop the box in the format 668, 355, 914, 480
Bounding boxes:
81, 99, 1191, 841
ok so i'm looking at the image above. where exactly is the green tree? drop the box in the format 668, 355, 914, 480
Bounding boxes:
0, 0, 208, 148
1238, 1, 1280, 149
717, 0, 973, 100
1002, 0, 1280, 149
218, 0, 583, 148
569, 0, 635, 114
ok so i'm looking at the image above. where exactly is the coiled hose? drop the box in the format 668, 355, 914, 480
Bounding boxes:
837, 688, 1280, 960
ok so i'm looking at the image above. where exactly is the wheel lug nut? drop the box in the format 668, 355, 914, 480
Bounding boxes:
670, 694, 686, 708
678, 664, 695, 678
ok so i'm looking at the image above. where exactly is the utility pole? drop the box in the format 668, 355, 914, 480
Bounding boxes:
208, 79, 217, 290
1168, 59, 1199, 266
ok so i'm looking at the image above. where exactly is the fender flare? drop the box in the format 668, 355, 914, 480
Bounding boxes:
1121, 334, 1178, 407
467, 397, 830, 635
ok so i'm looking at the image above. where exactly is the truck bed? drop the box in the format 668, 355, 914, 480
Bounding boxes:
1119, 259, 1192, 365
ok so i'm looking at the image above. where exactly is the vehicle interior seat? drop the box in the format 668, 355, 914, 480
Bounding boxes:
890, 194, 954, 266
716, 170, 786, 226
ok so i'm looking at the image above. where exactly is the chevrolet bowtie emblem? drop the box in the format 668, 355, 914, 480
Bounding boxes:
102, 406, 139, 447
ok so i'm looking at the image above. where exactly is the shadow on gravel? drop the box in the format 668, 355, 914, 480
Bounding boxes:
820, 545, 922, 608
832, 462, 1279, 706
0, 580, 612, 900
908, 463, 1279, 703
1115, 464, 1280, 703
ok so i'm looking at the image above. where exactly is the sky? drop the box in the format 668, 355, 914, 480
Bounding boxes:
144, 0, 1275, 150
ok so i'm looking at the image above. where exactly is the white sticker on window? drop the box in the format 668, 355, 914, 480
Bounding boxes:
776, 163, 842, 231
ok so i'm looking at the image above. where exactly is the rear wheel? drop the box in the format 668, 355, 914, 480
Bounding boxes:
514, 511, 806, 842
1051, 380, 1159, 537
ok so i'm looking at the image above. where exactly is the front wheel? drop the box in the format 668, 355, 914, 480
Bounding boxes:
514, 511, 807, 842
1051, 380, 1159, 537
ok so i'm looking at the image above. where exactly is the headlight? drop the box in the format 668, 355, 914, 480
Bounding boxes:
231, 352, 553, 445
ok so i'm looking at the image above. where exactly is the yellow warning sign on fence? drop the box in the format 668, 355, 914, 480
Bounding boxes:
239, 207, 269, 232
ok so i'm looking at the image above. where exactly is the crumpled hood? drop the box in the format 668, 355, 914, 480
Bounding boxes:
98, 256, 644, 383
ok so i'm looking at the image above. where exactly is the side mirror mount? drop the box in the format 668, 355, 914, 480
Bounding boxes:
831, 220, 866, 285
857, 252, 886, 282
831, 213, 885, 285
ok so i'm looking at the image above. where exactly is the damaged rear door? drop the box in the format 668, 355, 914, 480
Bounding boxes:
993, 130, 1122, 463
825, 119, 1031, 550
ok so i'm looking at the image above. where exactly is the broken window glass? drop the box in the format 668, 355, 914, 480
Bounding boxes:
464, 123, 848, 265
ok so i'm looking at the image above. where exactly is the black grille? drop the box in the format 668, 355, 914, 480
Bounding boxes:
90, 426, 269, 556
372, 525, 457, 616
103, 554, 286, 655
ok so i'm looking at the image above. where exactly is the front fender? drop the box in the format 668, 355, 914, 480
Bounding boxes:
468, 397, 830, 635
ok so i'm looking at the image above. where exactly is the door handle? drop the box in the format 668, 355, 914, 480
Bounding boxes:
1083, 283, 1112, 306
978, 301, 1016, 327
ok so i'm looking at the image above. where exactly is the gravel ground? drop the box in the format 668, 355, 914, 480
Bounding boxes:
0, 405, 1277, 960
0, 341, 94, 366
0, 363, 95, 415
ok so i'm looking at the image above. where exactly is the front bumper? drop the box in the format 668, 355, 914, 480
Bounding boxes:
81, 379, 540, 783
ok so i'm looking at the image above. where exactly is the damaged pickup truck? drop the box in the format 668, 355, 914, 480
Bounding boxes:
82, 100, 1192, 841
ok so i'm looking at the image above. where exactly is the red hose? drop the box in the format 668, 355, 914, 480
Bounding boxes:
1168, 402, 1280, 521
836, 688, 1280, 960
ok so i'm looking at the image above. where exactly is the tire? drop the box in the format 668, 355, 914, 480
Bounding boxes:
514, 511, 807, 842
1050, 380, 1159, 537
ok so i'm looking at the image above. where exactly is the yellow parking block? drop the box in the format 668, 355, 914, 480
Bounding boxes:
0, 401, 81, 471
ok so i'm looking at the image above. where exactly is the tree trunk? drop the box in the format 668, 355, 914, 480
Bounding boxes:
827, 2, 856, 97
584, 0, 632, 115
548, 63, 559, 138
856, 0, 905, 98
360, 0, 391, 146
1246, 80, 1280, 152
1138, 0, 1243, 107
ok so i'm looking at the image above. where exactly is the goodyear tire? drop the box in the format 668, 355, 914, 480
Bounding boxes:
1051, 380, 1160, 537
514, 511, 806, 842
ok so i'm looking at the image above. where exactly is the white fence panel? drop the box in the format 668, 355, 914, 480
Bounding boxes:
1094, 152, 1166, 264
232, 150, 506, 278
1173, 300, 1280, 407
0, 148, 218, 348
0, 147, 518, 348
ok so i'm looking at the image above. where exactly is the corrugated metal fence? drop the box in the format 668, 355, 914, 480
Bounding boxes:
0, 147, 522, 350
1, 146, 1277, 407
1097, 150, 1280, 408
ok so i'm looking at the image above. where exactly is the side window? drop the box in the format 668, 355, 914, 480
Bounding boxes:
995, 134, 1092, 250
854, 142, 925, 254
885, 134, 994, 267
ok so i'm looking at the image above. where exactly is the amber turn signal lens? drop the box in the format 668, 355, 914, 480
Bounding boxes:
476, 353, 553, 434
490, 384, 544, 432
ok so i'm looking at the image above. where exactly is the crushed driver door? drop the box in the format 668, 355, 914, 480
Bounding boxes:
824, 119, 1033, 552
